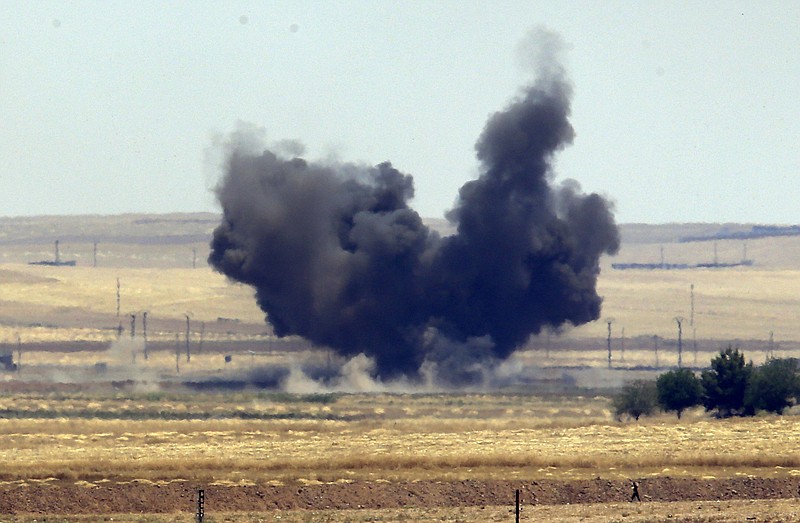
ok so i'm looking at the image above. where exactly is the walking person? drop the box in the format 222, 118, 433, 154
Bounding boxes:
630, 479, 641, 502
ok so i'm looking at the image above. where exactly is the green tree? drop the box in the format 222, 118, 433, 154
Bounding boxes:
744, 358, 800, 415
701, 346, 753, 417
657, 368, 702, 419
613, 380, 658, 421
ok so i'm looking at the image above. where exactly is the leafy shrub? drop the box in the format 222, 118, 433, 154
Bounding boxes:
701, 346, 753, 417
656, 368, 702, 419
745, 357, 800, 415
613, 380, 658, 421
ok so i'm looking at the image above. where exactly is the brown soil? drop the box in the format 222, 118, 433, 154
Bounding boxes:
1, 477, 799, 515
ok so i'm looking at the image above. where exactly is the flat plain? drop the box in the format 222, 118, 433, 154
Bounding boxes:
2, 215, 800, 521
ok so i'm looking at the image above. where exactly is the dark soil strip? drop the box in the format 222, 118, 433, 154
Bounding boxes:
1, 477, 798, 515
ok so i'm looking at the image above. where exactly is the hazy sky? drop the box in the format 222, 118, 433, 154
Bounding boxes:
1, 1, 798, 224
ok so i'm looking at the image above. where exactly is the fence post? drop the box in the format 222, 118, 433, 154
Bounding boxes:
515, 488, 520, 523
196, 488, 204, 523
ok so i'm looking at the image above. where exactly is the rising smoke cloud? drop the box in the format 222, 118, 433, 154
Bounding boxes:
209, 29, 620, 386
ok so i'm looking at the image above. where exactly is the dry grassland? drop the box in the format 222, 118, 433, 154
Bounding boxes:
586, 231, 800, 345
3, 261, 800, 370
585, 268, 800, 344
3, 393, 800, 521
1, 393, 800, 486
0, 263, 266, 345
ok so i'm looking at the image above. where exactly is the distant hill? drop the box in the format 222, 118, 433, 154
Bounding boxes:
618, 223, 748, 244
613, 223, 800, 270
679, 225, 800, 243
0, 214, 797, 270
0, 213, 219, 245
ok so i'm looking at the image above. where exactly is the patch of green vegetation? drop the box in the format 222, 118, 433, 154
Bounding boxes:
254, 391, 341, 404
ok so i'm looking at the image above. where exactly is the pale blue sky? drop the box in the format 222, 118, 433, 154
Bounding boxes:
1, 1, 798, 223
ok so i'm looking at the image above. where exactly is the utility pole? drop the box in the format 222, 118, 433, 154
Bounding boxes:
675, 317, 684, 368
129, 312, 137, 364
606, 318, 614, 369
185, 313, 191, 362
116, 278, 121, 318
768, 331, 774, 360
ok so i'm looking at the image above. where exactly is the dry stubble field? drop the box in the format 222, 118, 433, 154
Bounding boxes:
2, 216, 800, 521
3, 392, 800, 522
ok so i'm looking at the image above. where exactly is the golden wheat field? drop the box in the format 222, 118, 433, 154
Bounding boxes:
3, 216, 800, 520
3, 392, 800, 522
3, 393, 800, 485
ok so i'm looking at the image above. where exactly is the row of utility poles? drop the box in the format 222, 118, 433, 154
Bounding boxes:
116, 278, 204, 371
606, 315, 690, 369
605, 282, 776, 368
58, 242, 199, 269
605, 283, 696, 369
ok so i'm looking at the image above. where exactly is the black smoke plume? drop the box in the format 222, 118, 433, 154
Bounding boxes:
209, 29, 620, 386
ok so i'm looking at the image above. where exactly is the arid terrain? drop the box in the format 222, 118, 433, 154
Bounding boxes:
3, 391, 800, 522
2, 214, 800, 521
